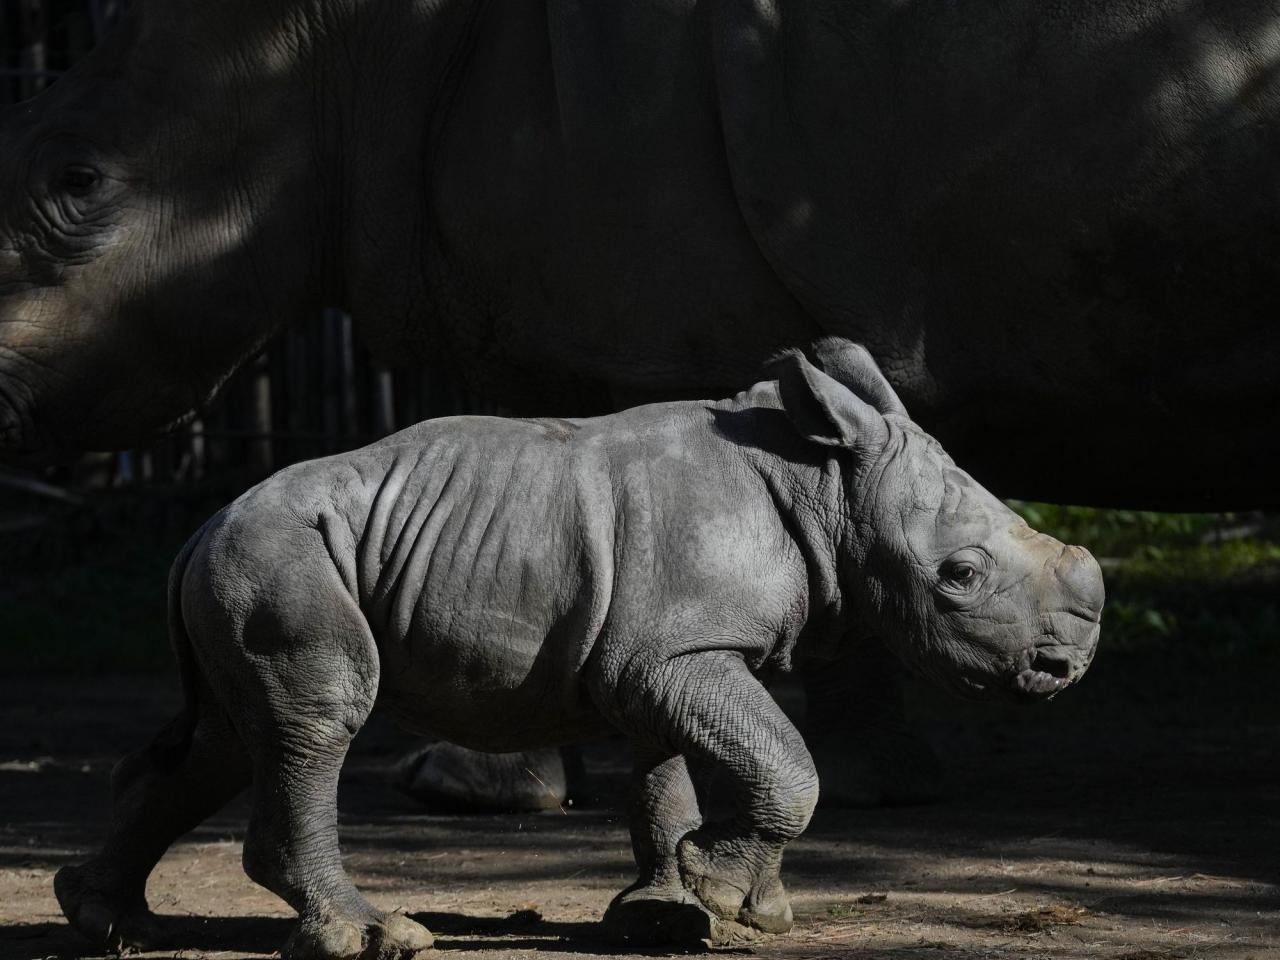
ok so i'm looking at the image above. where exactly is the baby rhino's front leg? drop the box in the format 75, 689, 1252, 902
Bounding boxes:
600, 650, 819, 945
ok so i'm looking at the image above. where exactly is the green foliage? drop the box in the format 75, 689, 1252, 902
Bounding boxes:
1007, 502, 1236, 557
1103, 596, 1280, 660
1009, 503, 1280, 665
1121, 538, 1280, 579
1100, 541, 1280, 662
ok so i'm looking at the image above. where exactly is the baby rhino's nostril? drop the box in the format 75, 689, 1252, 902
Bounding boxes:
1031, 648, 1073, 680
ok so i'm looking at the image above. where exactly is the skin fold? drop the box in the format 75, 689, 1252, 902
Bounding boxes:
54, 343, 1104, 960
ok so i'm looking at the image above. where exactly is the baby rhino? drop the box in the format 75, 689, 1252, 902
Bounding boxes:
57, 339, 1103, 960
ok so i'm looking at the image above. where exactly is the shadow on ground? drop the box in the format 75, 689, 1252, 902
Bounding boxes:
1, 643, 1277, 960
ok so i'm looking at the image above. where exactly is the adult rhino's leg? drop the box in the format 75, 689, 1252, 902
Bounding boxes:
395, 743, 570, 813
602, 752, 708, 944
597, 650, 818, 944
55, 697, 251, 951
802, 637, 942, 807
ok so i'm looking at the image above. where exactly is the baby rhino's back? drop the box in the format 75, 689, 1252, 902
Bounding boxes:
341, 416, 617, 749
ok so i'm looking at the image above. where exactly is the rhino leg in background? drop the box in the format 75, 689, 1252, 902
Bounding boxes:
598, 650, 818, 945
55, 701, 251, 952
602, 752, 708, 944
802, 638, 943, 807
395, 743, 571, 813
393, 638, 938, 815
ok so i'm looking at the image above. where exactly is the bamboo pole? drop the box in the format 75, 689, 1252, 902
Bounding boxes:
268, 342, 289, 468
372, 365, 396, 437
17, 0, 47, 99
87, 0, 127, 43
189, 419, 206, 481
321, 308, 341, 453
249, 351, 273, 474
339, 312, 358, 440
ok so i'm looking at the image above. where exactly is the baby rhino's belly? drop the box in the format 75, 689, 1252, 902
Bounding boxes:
373, 612, 608, 752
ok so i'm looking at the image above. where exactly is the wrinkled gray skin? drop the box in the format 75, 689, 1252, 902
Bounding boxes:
0, 0, 1277, 508
55, 344, 1103, 959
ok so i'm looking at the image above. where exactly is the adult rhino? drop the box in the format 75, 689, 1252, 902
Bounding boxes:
3, 0, 1278, 505
0, 0, 1274, 804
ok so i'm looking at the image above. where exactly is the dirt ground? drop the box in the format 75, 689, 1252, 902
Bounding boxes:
1, 661, 1277, 960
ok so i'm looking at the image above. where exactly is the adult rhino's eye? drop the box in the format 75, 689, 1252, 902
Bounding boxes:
58, 166, 101, 196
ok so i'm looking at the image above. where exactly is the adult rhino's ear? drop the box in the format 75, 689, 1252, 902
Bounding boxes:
768, 349, 889, 452
810, 338, 909, 418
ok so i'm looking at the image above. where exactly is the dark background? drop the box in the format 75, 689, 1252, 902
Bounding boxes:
0, 5, 1277, 958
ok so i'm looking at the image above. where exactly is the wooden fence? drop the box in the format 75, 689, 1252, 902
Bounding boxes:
2, 0, 485, 502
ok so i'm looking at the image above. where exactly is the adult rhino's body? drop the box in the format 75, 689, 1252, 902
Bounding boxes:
0, 0, 1276, 508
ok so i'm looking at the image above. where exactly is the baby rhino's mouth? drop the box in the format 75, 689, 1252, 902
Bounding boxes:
1013, 647, 1075, 699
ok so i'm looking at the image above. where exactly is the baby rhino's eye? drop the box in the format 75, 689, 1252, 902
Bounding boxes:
939, 553, 984, 589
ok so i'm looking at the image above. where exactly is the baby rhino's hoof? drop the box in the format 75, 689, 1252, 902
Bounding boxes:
603, 886, 765, 948
284, 914, 434, 960
677, 838, 794, 936
55, 862, 161, 952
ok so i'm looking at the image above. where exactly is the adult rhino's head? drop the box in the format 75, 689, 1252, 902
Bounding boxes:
0, 2, 324, 463
773, 340, 1103, 701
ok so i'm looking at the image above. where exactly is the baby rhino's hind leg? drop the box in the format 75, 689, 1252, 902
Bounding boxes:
192, 523, 433, 960
55, 697, 250, 951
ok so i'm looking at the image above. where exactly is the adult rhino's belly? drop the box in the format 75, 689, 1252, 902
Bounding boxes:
372, 608, 607, 752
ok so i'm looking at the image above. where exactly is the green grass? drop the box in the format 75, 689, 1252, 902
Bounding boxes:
1010, 503, 1280, 664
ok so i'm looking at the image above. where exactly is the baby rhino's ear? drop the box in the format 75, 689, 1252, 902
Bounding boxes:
810, 338, 909, 418
767, 349, 889, 452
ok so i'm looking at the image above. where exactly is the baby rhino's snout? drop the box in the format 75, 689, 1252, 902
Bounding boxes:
1058, 544, 1106, 622
1014, 543, 1104, 700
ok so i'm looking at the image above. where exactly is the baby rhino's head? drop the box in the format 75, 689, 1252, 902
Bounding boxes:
772, 340, 1103, 701
859, 432, 1104, 701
